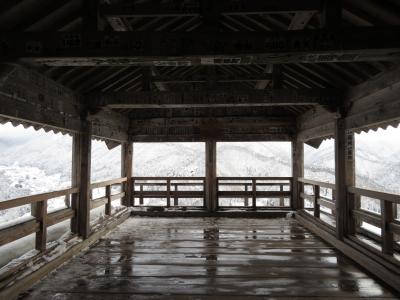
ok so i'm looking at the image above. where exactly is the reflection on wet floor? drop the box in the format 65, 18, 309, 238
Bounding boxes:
20, 217, 399, 299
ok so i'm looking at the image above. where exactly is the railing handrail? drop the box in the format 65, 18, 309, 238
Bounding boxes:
218, 176, 292, 180
348, 186, 400, 204
132, 176, 205, 180
0, 187, 79, 211
298, 177, 335, 190
90, 177, 127, 189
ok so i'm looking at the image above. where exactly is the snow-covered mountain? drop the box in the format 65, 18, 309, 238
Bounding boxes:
0, 124, 399, 223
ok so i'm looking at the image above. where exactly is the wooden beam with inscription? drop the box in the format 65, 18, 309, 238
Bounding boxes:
89, 89, 339, 109
0, 64, 129, 142
129, 116, 295, 142
100, 0, 323, 18
2, 27, 400, 66
153, 73, 273, 84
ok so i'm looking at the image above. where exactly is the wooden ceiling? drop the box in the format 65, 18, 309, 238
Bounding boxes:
1, 0, 399, 123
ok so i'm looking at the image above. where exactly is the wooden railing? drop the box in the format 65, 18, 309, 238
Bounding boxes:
0, 177, 128, 254
132, 177, 206, 207
348, 186, 400, 256
298, 178, 336, 227
217, 177, 292, 208
90, 177, 127, 215
0, 187, 79, 252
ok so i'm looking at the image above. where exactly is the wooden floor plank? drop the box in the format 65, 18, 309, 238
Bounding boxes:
20, 217, 399, 299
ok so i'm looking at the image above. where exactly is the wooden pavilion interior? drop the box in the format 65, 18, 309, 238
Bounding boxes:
1, 0, 400, 299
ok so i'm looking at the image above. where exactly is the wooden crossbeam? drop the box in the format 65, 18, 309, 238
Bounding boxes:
152, 73, 273, 84
2, 27, 400, 66
129, 116, 296, 142
89, 89, 339, 109
100, 0, 322, 17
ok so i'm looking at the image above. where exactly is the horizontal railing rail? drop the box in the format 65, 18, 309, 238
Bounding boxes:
132, 177, 206, 207
217, 177, 293, 208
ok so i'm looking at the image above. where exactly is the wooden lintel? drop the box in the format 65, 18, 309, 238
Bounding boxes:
90, 89, 339, 109
2, 28, 400, 66
101, 0, 322, 17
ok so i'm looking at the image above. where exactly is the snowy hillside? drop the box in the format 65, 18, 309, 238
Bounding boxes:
0, 123, 399, 222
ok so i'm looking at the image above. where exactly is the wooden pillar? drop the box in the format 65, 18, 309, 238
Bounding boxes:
82, 0, 104, 31
292, 137, 304, 210
121, 142, 133, 206
381, 200, 394, 255
321, 0, 342, 28
77, 121, 92, 239
205, 140, 217, 212
70, 133, 81, 234
335, 118, 355, 240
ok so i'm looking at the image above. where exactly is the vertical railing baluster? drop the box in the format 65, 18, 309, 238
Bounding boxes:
252, 179, 256, 210
174, 183, 178, 206
166, 179, 171, 207
244, 184, 249, 207
132, 179, 135, 206
105, 184, 112, 216
279, 184, 284, 207
140, 184, 144, 205
34, 200, 47, 252
314, 184, 320, 218
381, 199, 394, 255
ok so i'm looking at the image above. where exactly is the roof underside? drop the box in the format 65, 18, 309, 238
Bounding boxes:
1, 0, 400, 127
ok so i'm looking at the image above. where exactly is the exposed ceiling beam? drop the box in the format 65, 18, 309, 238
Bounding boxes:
288, 11, 316, 30
88, 89, 339, 109
4, 27, 400, 66
100, 0, 322, 18
153, 73, 273, 84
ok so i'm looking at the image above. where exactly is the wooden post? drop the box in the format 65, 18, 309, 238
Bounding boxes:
321, 0, 342, 28
292, 137, 304, 210
105, 185, 112, 216
381, 200, 394, 255
166, 179, 171, 207
334, 118, 355, 240
139, 184, 144, 205
314, 185, 320, 218
82, 0, 104, 31
174, 184, 179, 206
244, 184, 249, 207
252, 179, 257, 210
70, 133, 81, 234
205, 140, 217, 212
121, 142, 133, 206
32, 200, 47, 252
279, 184, 285, 207
78, 121, 92, 239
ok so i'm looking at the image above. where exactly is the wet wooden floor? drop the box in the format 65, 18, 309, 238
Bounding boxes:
20, 217, 399, 299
